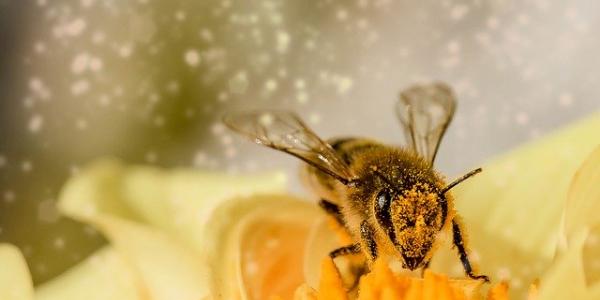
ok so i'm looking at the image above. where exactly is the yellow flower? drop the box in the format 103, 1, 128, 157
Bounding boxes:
0, 113, 599, 300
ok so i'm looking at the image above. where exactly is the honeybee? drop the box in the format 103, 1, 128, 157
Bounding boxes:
223, 82, 489, 281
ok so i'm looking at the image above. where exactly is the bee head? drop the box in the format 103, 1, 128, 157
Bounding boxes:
374, 183, 444, 270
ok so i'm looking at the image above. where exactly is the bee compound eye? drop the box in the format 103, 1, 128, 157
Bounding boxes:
376, 190, 392, 211
375, 190, 395, 233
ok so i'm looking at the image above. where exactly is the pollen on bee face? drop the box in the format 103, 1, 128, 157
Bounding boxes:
389, 183, 443, 260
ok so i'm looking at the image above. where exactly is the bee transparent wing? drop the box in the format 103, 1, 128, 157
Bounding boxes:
395, 82, 457, 165
223, 111, 355, 184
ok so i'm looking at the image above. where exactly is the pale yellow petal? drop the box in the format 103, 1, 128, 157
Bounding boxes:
121, 164, 287, 250
456, 113, 599, 256
35, 247, 145, 300
562, 145, 600, 285
206, 194, 320, 299
58, 159, 313, 299
538, 230, 588, 299
564, 145, 600, 239
58, 159, 139, 221
0, 244, 34, 300
58, 159, 287, 254
94, 216, 209, 300
429, 113, 600, 297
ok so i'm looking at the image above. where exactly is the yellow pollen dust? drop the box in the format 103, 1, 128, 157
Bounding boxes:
296, 257, 519, 300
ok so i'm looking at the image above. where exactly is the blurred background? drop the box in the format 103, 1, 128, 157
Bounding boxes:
0, 0, 598, 285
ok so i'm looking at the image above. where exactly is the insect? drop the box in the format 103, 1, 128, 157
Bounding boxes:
223, 82, 489, 281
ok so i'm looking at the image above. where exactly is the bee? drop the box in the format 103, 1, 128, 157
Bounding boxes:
223, 82, 489, 281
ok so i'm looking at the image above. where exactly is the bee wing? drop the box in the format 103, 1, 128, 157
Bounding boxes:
223, 111, 355, 184
395, 82, 457, 165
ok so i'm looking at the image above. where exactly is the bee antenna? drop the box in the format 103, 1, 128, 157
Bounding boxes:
440, 168, 482, 194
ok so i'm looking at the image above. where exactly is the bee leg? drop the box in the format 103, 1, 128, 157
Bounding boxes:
319, 199, 345, 226
329, 244, 365, 291
420, 261, 430, 278
329, 243, 361, 258
451, 219, 490, 282
360, 220, 378, 261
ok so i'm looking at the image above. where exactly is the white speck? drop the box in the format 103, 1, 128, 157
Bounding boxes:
154, 116, 165, 127
64, 18, 87, 36
225, 147, 237, 158
305, 39, 316, 50
278, 68, 287, 78
245, 262, 259, 276
69, 165, 81, 176
199, 28, 214, 42
38, 199, 60, 223
4, 191, 15, 203
259, 113, 274, 126
217, 92, 229, 102
119, 45, 133, 58
276, 31, 290, 53
211, 123, 226, 135
29, 77, 51, 100
175, 10, 186, 21
0, 155, 6, 168
53, 237, 65, 249
496, 267, 511, 280
296, 91, 308, 104
22, 160, 33, 172
89, 57, 103, 72
76, 119, 88, 130
81, 0, 95, 8
559, 93, 574, 107
517, 14, 530, 26
249, 14, 259, 24
440, 55, 460, 69
336, 9, 348, 21
487, 17, 499, 29
29, 78, 43, 91
98, 95, 111, 106
450, 5, 469, 20
193, 151, 208, 167
244, 160, 258, 171
71, 80, 90, 95
447, 41, 460, 54
295, 79, 306, 89
185, 108, 196, 118
92, 31, 105, 44
34, 42, 46, 53
28, 114, 44, 133
266, 238, 280, 248
166, 81, 180, 93
334, 76, 353, 94
84, 226, 98, 236
265, 79, 278, 91
71, 53, 90, 74
184, 49, 201, 67
357, 19, 369, 29
145, 151, 157, 163
221, 135, 233, 145
269, 13, 283, 25
308, 113, 321, 124
515, 112, 529, 125
229, 71, 249, 94
113, 86, 124, 97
